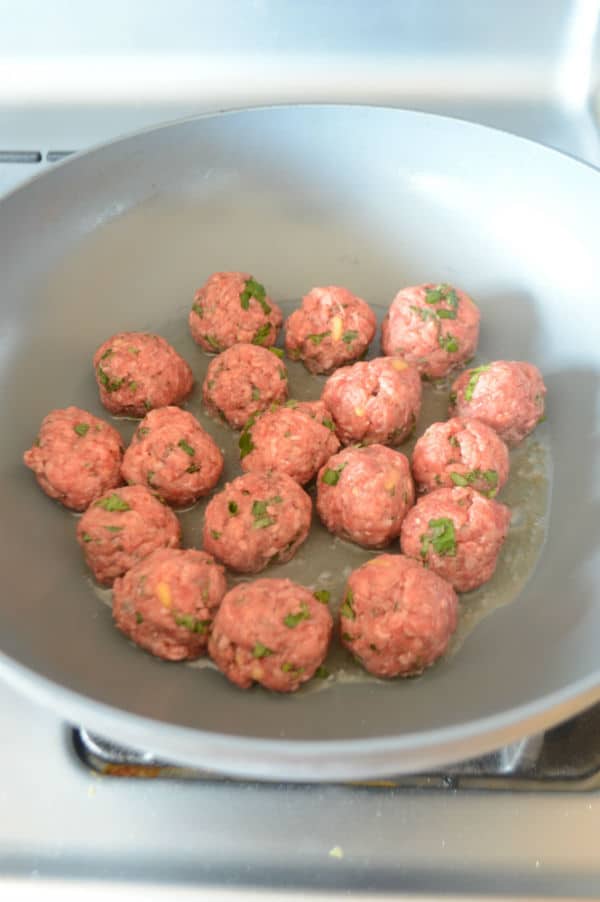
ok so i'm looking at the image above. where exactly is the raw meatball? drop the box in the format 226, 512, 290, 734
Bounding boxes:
450, 360, 546, 446
321, 356, 422, 446
316, 444, 414, 548
381, 283, 480, 380
93, 331, 193, 418
203, 343, 289, 429
202, 470, 312, 574
23, 406, 123, 511
339, 555, 458, 678
412, 417, 509, 497
112, 548, 227, 661
284, 285, 377, 374
209, 578, 333, 691
121, 407, 223, 506
77, 485, 181, 586
239, 400, 340, 484
400, 486, 511, 592
189, 271, 283, 352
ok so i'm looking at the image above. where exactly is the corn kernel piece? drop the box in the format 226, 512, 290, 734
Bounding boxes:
392, 359, 408, 371
354, 406, 366, 417
331, 316, 343, 341
156, 581, 172, 609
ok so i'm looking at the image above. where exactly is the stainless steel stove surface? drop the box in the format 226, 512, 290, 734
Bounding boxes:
3, 3, 600, 898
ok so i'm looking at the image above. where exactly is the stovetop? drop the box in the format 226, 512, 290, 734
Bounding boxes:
3, 3, 600, 898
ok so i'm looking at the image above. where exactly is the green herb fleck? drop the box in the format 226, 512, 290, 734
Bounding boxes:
138, 427, 150, 437
82, 532, 93, 543
279, 366, 287, 380
449, 391, 457, 406
436, 308, 457, 320
240, 277, 270, 314
187, 463, 200, 473
410, 304, 437, 322
322, 418, 335, 432
252, 499, 275, 529
239, 429, 255, 459
205, 335, 222, 351
464, 364, 490, 402
537, 414, 547, 424
269, 346, 284, 358
174, 613, 211, 633
439, 333, 459, 353
340, 588, 355, 620
421, 517, 456, 559
342, 632, 354, 642
95, 494, 131, 512
252, 323, 272, 345
284, 399, 299, 409
450, 472, 469, 487
100, 348, 113, 360
143, 399, 152, 411
146, 470, 155, 485
178, 438, 195, 456
314, 666, 329, 679
128, 381, 138, 392
252, 642, 273, 659
210, 529, 221, 540
313, 589, 330, 604
135, 612, 144, 624
448, 435, 459, 447
251, 387, 261, 401
104, 525, 123, 533
192, 302, 203, 317
283, 602, 311, 628
322, 463, 347, 486
228, 501, 239, 515
97, 366, 124, 393
74, 422, 89, 437
281, 662, 304, 675
342, 330, 359, 344
307, 331, 330, 345
424, 288, 443, 304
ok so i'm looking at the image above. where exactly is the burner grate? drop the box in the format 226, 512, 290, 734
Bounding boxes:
74, 703, 600, 790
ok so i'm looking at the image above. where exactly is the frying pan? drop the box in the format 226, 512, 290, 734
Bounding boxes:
0, 105, 598, 781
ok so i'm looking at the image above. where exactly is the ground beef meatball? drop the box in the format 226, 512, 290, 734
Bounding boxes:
284, 285, 377, 374
239, 400, 340, 484
93, 332, 193, 418
316, 444, 414, 548
203, 343, 289, 429
23, 406, 123, 511
381, 283, 480, 380
121, 407, 223, 506
189, 271, 283, 352
412, 417, 509, 497
202, 470, 312, 573
449, 360, 546, 446
400, 486, 511, 592
321, 357, 422, 446
77, 485, 181, 585
208, 578, 333, 691
339, 555, 458, 678
112, 548, 227, 661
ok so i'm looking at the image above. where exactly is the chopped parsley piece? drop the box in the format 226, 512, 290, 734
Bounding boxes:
178, 438, 195, 456
313, 589, 330, 604
239, 429, 255, 459
251, 387, 261, 401
268, 346, 284, 358
450, 472, 469, 486
252, 323, 272, 345
537, 414, 547, 424
342, 632, 354, 642
252, 499, 275, 529
135, 612, 144, 624
281, 662, 304, 675
95, 494, 131, 512
143, 399, 152, 411
97, 366, 124, 393
210, 529, 221, 540
283, 603, 311, 628
342, 330, 359, 344
421, 517, 456, 558
129, 381, 138, 392
438, 333, 459, 353
104, 525, 123, 533
284, 399, 298, 408
228, 500, 239, 515
187, 463, 200, 473
138, 427, 150, 437
252, 642, 273, 659
146, 470, 155, 485
436, 308, 457, 320
268, 495, 283, 504
424, 288, 443, 304
240, 277, 270, 314
449, 391, 457, 406
74, 422, 89, 437
279, 366, 287, 380
82, 532, 93, 543
174, 613, 211, 633
100, 348, 113, 360
192, 302, 203, 317
448, 435, 459, 447
340, 588, 355, 620
314, 665, 330, 679
205, 335, 222, 351
464, 364, 490, 402
322, 463, 347, 486
410, 304, 437, 322
307, 331, 330, 345
322, 418, 335, 432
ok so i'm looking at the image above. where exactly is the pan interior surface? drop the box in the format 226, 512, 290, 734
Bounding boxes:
0, 107, 598, 766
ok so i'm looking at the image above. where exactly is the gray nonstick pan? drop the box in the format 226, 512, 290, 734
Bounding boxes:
0, 105, 597, 781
